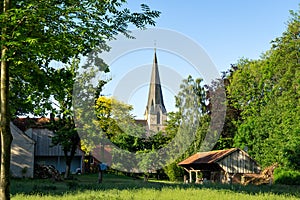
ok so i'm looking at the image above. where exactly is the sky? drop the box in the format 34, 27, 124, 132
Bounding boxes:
99, 0, 299, 119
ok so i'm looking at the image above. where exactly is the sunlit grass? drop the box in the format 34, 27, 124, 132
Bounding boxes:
12, 187, 299, 200
11, 173, 300, 200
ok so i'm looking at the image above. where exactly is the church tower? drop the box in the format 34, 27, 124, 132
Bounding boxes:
144, 49, 167, 132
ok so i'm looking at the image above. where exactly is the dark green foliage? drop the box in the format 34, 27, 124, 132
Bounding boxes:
2, 0, 161, 118
227, 7, 300, 170
163, 162, 184, 182
163, 76, 211, 180
66, 181, 79, 190
274, 168, 300, 185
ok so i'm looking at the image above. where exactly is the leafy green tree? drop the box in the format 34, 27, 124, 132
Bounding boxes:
94, 96, 135, 140
47, 60, 84, 179
91, 96, 146, 173
0, 1, 160, 198
228, 8, 299, 169
214, 64, 240, 150
163, 75, 210, 181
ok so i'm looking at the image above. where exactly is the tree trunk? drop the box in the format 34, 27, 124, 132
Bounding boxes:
64, 152, 71, 179
1, 0, 12, 198
64, 137, 78, 179
0, 41, 12, 200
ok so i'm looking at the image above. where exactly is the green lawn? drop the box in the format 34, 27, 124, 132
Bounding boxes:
11, 173, 300, 200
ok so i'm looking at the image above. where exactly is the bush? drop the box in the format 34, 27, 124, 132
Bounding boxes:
163, 162, 184, 182
66, 181, 79, 189
274, 168, 300, 185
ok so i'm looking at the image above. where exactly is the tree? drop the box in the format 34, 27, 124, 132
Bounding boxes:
228, 8, 299, 169
163, 75, 210, 180
0, 1, 160, 199
214, 64, 240, 150
1, 1, 13, 199
91, 96, 146, 173
48, 60, 85, 179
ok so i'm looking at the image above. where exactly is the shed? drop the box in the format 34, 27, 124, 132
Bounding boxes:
178, 148, 260, 184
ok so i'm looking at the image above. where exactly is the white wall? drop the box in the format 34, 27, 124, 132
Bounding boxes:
10, 123, 35, 178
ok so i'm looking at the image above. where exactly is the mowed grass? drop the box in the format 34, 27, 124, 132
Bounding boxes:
11, 173, 300, 200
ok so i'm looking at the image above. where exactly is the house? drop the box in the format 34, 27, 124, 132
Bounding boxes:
178, 148, 261, 184
10, 122, 35, 178
12, 118, 84, 176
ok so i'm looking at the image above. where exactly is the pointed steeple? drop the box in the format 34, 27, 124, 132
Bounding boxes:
145, 49, 167, 121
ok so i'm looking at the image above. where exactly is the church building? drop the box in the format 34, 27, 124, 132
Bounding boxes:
143, 49, 167, 132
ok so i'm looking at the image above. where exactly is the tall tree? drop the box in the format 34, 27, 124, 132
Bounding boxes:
214, 64, 240, 150
228, 8, 299, 169
1, 0, 13, 199
0, 1, 160, 199
49, 60, 88, 179
163, 76, 210, 181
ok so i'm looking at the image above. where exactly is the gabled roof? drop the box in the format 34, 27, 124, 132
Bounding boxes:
178, 148, 238, 166
10, 122, 35, 144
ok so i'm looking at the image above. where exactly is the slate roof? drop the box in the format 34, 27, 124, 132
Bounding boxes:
145, 50, 167, 115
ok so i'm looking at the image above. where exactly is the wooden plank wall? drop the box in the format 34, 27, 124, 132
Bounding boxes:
26, 128, 83, 157
217, 149, 260, 174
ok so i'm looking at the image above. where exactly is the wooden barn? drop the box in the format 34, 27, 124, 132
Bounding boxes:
13, 117, 85, 174
178, 148, 261, 184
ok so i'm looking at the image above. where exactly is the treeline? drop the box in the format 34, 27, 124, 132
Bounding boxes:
222, 8, 299, 170
82, 8, 299, 182
162, 8, 299, 181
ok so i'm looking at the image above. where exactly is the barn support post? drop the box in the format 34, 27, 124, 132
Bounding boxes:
183, 175, 187, 183
189, 170, 192, 183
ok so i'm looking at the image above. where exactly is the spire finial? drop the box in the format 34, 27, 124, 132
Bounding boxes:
154, 40, 157, 52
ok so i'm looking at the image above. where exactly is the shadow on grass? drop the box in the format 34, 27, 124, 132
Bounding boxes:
11, 173, 300, 198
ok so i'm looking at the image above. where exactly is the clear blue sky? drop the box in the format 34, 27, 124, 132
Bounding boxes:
101, 0, 299, 119
126, 0, 298, 71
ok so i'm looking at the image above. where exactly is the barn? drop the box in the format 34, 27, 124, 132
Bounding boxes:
13, 117, 85, 175
178, 148, 261, 184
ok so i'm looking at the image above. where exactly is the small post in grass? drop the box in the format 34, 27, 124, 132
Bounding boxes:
98, 162, 107, 183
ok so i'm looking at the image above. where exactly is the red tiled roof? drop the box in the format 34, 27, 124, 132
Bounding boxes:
13, 117, 51, 131
135, 119, 147, 127
178, 148, 238, 166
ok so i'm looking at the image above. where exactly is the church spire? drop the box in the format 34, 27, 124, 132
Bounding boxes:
145, 50, 167, 122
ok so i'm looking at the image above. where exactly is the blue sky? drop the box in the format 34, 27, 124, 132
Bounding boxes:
126, 0, 298, 71
100, 1, 299, 118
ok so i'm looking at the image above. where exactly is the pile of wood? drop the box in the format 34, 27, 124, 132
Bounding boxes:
242, 163, 278, 185
34, 164, 62, 181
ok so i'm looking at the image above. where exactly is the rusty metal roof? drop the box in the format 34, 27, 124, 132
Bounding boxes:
178, 148, 238, 166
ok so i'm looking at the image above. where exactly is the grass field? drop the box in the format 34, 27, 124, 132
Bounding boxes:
11, 173, 300, 200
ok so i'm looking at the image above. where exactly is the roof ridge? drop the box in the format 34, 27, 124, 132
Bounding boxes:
197, 147, 237, 154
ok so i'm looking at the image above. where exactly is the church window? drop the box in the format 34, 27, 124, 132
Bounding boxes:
157, 112, 160, 124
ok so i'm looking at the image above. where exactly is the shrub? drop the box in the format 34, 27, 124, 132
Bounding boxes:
163, 162, 184, 182
66, 181, 79, 189
274, 168, 300, 185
